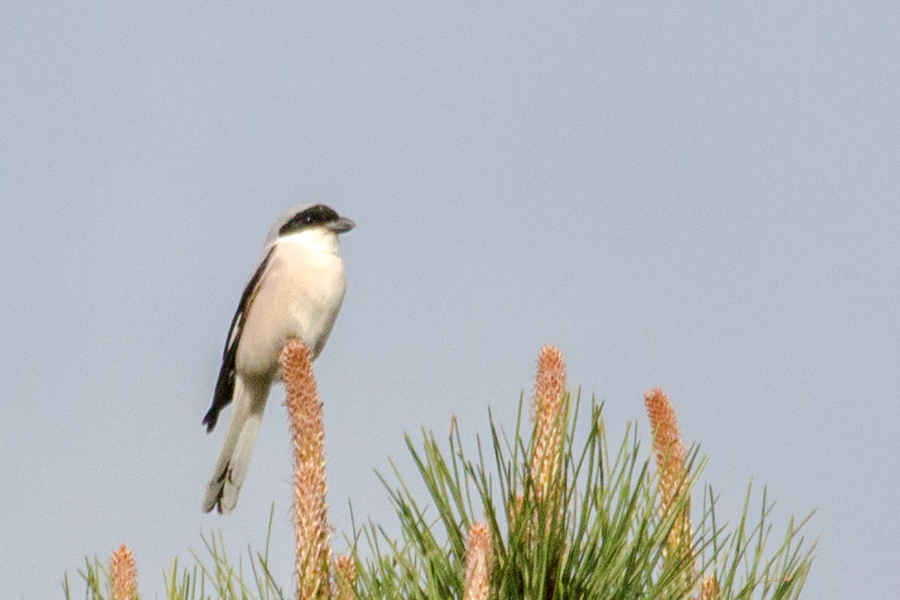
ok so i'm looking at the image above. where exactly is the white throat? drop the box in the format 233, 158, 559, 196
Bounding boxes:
275, 227, 341, 255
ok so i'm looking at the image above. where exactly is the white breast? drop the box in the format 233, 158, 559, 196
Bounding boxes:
235, 232, 346, 379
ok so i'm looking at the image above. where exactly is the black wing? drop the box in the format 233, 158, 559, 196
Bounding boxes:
202, 248, 274, 432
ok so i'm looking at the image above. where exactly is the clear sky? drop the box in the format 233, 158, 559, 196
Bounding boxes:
1, 2, 897, 598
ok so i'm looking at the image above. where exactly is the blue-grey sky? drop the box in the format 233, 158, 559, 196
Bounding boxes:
1, 2, 897, 598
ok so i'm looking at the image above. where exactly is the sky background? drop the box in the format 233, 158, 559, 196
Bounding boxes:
1, 2, 898, 598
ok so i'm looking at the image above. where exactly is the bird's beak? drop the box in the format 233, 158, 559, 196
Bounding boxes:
327, 217, 355, 234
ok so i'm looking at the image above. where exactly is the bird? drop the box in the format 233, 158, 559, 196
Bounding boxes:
201, 203, 354, 514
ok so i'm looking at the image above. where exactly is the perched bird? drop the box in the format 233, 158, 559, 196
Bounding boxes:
202, 204, 354, 514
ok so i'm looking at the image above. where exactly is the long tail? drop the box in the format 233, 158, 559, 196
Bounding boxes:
202, 376, 271, 514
